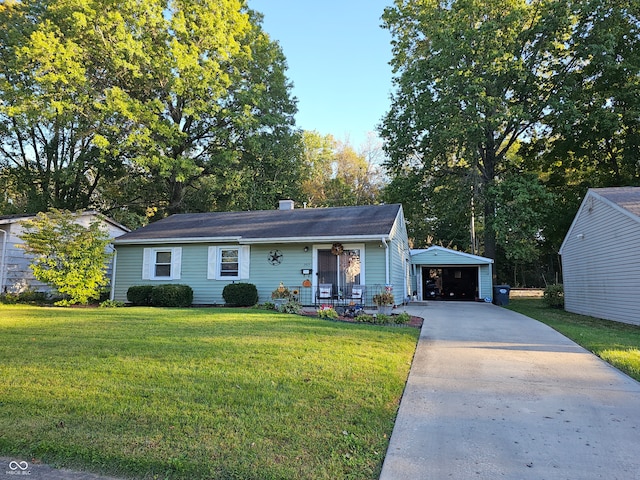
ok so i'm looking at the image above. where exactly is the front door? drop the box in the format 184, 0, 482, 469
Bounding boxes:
316, 247, 362, 298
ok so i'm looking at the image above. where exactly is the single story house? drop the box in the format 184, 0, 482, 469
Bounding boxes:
560, 187, 640, 326
111, 201, 412, 306
0, 211, 130, 294
410, 246, 494, 302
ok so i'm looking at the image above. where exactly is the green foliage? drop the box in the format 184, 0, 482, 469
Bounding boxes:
543, 284, 565, 308
491, 172, 555, 263
222, 282, 259, 307
300, 131, 384, 207
126, 285, 154, 306
0, 289, 51, 305
99, 299, 125, 308
355, 314, 375, 324
279, 300, 302, 315
374, 314, 391, 325
150, 284, 193, 308
18, 210, 112, 306
381, 0, 574, 259
394, 312, 411, 325
262, 301, 276, 310
0, 1, 303, 218
317, 306, 339, 319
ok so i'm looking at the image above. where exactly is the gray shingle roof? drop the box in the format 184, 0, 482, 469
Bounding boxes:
593, 187, 640, 218
115, 204, 402, 244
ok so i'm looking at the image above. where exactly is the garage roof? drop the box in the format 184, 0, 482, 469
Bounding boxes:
411, 246, 493, 265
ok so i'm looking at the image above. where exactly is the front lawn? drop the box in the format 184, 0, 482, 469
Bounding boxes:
507, 299, 640, 381
0, 305, 419, 479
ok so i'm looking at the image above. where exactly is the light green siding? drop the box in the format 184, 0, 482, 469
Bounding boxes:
112, 205, 412, 306
388, 208, 411, 302
114, 241, 394, 305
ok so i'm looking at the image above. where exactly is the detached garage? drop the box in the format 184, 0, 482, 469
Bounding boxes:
560, 187, 640, 326
411, 246, 494, 302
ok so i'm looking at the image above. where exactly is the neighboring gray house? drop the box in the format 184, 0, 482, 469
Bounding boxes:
111, 201, 411, 306
0, 211, 129, 294
560, 187, 640, 326
410, 246, 494, 302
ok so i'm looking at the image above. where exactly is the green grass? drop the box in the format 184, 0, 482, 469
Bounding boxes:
507, 299, 640, 381
0, 305, 419, 480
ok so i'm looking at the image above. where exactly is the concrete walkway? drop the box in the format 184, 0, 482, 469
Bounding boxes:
380, 302, 640, 480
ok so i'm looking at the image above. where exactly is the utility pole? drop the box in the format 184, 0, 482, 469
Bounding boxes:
470, 185, 477, 255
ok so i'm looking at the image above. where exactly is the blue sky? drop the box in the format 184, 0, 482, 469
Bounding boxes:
249, 1, 394, 149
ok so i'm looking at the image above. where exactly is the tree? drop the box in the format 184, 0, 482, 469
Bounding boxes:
300, 131, 384, 207
380, 0, 575, 260
18, 210, 113, 305
0, 0, 131, 212
524, 0, 640, 252
0, 1, 302, 221
491, 171, 555, 285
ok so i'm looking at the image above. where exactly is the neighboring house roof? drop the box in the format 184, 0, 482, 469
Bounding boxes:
591, 187, 640, 219
114, 204, 403, 245
0, 211, 130, 233
411, 246, 493, 264
560, 187, 640, 254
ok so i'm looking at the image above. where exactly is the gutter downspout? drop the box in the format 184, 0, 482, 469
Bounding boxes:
0, 229, 7, 293
381, 237, 389, 285
109, 249, 117, 301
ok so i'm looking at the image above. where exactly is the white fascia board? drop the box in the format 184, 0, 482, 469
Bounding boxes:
240, 235, 390, 244
419, 245, 494, 264
114, 234, 390, 246
113, 236, 242, 245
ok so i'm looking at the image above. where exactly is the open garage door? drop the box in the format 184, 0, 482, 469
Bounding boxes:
422, 266, 478, 301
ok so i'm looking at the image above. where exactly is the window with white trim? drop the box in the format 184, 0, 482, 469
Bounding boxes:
208, 245, 250, 280
220, 248, 239, 277
154, 251, 172, 278
142, 247, 182, 280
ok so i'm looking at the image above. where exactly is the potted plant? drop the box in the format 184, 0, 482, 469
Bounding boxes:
271, 282, 291, 310
373, 291, 394, 315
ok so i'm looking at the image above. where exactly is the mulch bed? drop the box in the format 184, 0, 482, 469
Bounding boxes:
300, 310, 423, 328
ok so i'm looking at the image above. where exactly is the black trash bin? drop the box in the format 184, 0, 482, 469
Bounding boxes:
493, 285, 511, 306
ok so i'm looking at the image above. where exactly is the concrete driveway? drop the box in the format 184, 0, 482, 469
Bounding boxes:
380, 302, 640, 480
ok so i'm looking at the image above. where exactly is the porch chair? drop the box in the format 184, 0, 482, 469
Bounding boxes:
348, 285, 365, 305
317, 283, 333, 305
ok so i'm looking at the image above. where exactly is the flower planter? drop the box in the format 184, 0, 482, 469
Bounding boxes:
378, 305, 393, 315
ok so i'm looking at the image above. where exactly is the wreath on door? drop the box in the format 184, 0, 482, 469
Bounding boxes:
331, 243, 344, 256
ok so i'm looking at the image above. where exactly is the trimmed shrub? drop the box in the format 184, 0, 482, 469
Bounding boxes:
127, 285, 154, 306
543, 284, 564, 308
150, 284, 193, 307
222, 283, 259, 307
0, 290, 52, 305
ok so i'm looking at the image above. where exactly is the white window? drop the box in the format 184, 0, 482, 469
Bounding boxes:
208, 245, 250, 280
220, 248, 239, 277
142, 247, 182, 280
